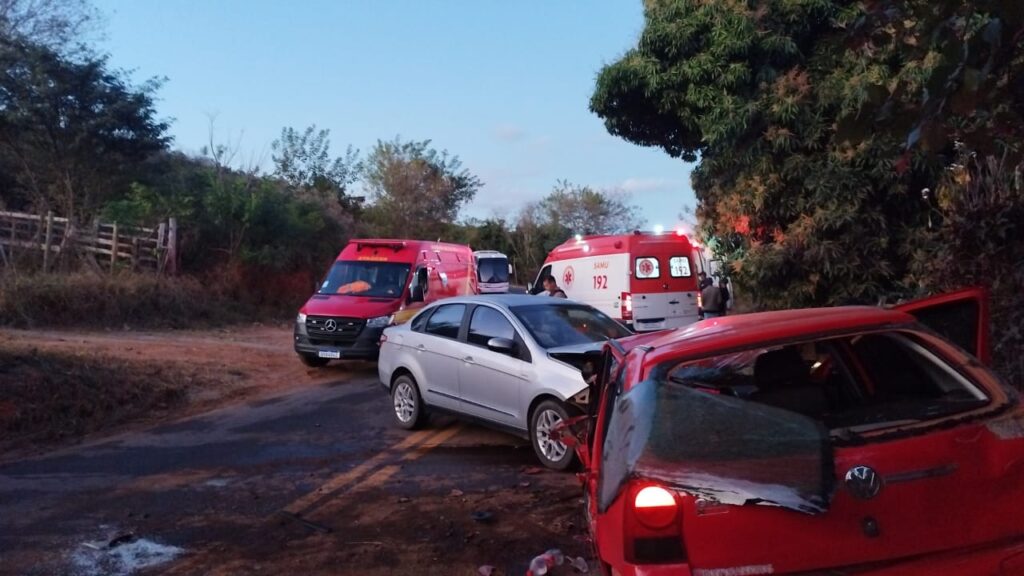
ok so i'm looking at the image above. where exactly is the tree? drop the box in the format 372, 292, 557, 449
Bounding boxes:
0, 39, 169, 220
271, 125, 362, 209
0, 0, 99, 55
363, 137, 481, 239
591, 0, 1024, 384
539, 180, 646, 235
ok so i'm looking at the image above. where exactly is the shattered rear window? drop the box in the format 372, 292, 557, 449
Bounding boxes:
599, 376, 833, 515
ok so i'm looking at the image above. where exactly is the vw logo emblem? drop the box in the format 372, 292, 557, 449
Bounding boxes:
845, 465, 883, 500
323, 319, 338, 332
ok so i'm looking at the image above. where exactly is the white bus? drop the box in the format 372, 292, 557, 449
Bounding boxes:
474, 250, 512, 294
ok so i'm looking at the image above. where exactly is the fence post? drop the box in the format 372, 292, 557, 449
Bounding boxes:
110, 222, 119, 273
131, 237, 140, 271
166, 218, 178, 275
42, 211, 54, 272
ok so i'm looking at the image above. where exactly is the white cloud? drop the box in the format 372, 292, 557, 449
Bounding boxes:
494, 124, 527, 142
617, 177, 679, 194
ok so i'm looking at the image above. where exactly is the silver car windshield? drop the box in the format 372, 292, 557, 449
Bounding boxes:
511, 304, 630, 349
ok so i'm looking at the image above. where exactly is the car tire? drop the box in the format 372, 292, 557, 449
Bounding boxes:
530, 399, 577, 471
391, 374, 427, 430
299, 353, 330, 368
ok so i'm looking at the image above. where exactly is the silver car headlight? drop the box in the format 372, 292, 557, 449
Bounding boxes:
366, 315, 393, 328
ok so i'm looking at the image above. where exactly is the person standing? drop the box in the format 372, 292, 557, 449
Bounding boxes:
718, 277, 731, 316
701, 279, 723, 319
698, 271, 713, 290
540, 274, 568, 298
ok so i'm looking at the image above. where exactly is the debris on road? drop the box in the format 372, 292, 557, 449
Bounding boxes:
568, 556, 590, 573
450, 488, 465, 497
478, 565, 496, 576
526, 548, 564, 576
470, 510, 495, 524
72, 534, 184, 576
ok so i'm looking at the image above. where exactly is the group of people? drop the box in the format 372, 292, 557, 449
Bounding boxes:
698, 271, 731, 318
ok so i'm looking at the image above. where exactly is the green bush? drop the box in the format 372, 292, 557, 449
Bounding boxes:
0, 272, 258, 329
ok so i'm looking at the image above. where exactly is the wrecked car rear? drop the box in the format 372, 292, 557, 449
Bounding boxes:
581, 296, 1024, 575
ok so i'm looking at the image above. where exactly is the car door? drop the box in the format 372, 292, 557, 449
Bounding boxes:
415, 303, 468, 411
895, 287, 990, 364
457, 305, 531, 429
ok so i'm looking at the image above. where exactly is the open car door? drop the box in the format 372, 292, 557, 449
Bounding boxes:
895, 287, 990, 365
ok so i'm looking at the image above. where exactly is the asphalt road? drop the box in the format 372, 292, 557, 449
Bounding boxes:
0, 367, 588, 576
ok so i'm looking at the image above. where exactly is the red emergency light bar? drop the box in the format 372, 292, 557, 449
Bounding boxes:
355, 240, 407, 251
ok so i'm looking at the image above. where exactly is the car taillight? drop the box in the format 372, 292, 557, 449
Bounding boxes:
634, 486, 677, 528
626, 484, 686, 564
378, 334, 388, 346
621, 292, 633, 321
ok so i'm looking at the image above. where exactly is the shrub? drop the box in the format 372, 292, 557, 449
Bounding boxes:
0, 271, 258, 329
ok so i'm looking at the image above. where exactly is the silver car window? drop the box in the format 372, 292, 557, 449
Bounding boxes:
467, 306, 516, 347
424, 304, 465, 340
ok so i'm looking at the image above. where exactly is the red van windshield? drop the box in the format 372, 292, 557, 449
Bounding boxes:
319, 261, 411, 298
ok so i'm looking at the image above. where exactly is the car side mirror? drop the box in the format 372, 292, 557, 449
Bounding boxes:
410, 283, 424, 303
526, 281, 533, 292
487, 337, 516, 355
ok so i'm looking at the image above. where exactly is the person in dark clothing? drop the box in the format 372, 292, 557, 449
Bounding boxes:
541, 274, 568, 298
698, 271, 713, 290
719, 277, 731, 315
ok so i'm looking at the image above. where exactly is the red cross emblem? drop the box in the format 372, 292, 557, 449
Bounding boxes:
563, 266, 575, 287
639, 259, 654, 276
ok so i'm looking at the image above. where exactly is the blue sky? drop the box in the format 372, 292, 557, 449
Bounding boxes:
94, 1, 698, 228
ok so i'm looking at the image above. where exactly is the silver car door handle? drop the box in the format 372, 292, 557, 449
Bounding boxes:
463, 356, 474, 364
417, 344, 426, 351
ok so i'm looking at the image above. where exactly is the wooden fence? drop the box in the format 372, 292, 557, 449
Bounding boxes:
0, 210, 178, 274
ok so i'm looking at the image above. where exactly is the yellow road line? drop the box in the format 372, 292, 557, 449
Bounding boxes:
349, 425, 465, 491
284, 424, 463, 515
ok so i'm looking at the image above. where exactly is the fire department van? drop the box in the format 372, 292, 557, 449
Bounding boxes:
530, 231, 706, 332
294, 239, 478, 366
473, 250, 512, 293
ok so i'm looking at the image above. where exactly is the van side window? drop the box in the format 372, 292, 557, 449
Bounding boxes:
531, 265, 552, 295
424, 304, 466, 340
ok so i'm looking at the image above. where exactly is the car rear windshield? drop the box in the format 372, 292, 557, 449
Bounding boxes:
477, 257, 509, 283
319, 261, 411, 298
511, 304, 630, 349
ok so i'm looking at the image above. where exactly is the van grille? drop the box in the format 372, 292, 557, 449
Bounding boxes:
306, 316, 365, 343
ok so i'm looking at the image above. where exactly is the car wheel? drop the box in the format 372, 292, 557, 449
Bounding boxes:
299, 353, 329, 368
391, 374, 427, 430
530, 399, 577, 471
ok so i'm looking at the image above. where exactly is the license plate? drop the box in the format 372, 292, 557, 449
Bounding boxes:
318, 350, 341, 359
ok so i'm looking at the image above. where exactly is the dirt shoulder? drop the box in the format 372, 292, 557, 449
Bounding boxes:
0, 324, 360, 458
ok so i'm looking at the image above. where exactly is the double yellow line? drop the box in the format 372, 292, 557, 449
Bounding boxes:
283, 424, 465, 518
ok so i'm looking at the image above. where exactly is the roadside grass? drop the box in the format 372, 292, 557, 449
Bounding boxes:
0, 348, 201, 452
0, 272, 267, 329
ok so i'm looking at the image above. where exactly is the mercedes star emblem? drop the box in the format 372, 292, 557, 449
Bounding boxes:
845, 465, 883, 500
324, 319, 338, 332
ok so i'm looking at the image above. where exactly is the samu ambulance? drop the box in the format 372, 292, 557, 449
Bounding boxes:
530, 230, 706, 332
294, 239, 477, 366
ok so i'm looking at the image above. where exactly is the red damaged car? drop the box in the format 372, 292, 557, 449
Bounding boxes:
569, 289, 1024, 575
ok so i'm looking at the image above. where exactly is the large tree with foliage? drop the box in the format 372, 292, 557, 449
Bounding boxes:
591, 0, 1023, 382
363, 137, 481, 239
0, 39, 169, 220
539, 180, 646, 235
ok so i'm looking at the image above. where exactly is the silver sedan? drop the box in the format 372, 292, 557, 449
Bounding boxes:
378, 294, 632, 469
